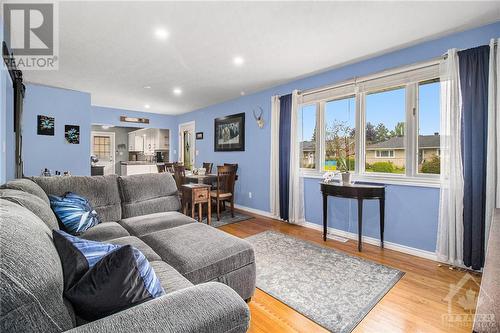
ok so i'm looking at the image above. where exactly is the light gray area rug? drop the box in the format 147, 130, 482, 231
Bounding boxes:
203, 210, 253, 228
246, 231, 404, 333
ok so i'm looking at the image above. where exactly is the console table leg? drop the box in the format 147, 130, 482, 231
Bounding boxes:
323, 193, 327, 241
357, 198, 363, 252
380, 198, 385, 248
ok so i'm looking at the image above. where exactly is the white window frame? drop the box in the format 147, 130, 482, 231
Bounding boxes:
298, 59, 441, 187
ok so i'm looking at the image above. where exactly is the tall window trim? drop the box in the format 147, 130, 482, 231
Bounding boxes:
298, 60, 441, 185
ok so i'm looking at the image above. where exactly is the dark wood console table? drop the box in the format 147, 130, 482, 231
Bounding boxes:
321, 182, 385, 251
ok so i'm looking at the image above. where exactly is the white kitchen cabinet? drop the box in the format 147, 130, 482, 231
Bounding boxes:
128, 132, 135, 151
128, 128, 169, 153
157, 129, 169, 150
128, 131, 144, 152
134, 134, 144, 152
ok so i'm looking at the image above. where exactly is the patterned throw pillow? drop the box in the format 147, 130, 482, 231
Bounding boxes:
49, 192, 100, 234
52, 230, 165, 320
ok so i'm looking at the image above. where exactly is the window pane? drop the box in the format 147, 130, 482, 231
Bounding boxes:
365, 87, 406, 174
299, 104, 317, 169
325, 96, 355, 171
418, 80, 440, 174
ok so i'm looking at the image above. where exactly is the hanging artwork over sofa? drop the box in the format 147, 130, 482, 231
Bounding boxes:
214, 113, 245, 151
65, 125, 80, 144
37, 115, 55, 136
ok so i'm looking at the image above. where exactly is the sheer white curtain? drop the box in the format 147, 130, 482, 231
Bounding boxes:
485, 39, 500, 249
436, 49, 464, 266
288, 90, 305, 224
269, 95, 281, 219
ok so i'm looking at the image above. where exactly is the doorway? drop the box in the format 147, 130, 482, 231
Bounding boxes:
91, 131, 115, 175
178, 121, 195, 170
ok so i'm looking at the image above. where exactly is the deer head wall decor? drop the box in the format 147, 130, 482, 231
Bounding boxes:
252, 107, 264, 129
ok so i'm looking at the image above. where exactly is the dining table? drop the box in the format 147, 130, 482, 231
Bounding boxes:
185, 173, 238, 184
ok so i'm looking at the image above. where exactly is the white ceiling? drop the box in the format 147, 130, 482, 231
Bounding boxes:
23, 1, 500, 115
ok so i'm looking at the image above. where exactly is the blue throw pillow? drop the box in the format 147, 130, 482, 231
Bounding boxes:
52, 230, 165, 320
49, 192, 100, 234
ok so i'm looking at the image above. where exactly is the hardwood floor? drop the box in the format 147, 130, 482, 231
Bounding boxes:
220, 210, 482, 333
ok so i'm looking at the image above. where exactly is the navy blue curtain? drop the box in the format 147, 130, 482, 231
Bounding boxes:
279, 94, 292, 221
459, 45, 489, 270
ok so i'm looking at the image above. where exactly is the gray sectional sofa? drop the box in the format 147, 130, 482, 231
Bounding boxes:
0, 173, 255, 333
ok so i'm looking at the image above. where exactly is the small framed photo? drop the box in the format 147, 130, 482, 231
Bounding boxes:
37, 115, 55, 136
214, 113, 245, 151
65, 125, 80, 144
196, 132, 204, 140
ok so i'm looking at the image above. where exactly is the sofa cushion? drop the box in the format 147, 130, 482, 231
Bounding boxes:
32, 175, 122, 222
0, 199, 74, 332
119, 211, 195, 237
0, 189, 59, 230
118, 173, 181, 219
52, 230, 123, 291
141, 223, 255, 284
49, 192, 101, 234
149, 261, 194, 294
3, 178, 50, 205
65, 245, 164, 322
107, 236, 161, 262
79, 222, 129, 242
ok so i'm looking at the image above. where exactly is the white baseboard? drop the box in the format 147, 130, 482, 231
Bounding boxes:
234, 204, 437, 262
234, 204, 276, 219
302, 221, 437, 261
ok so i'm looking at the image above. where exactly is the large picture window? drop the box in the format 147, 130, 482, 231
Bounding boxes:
297, 60, 440, 185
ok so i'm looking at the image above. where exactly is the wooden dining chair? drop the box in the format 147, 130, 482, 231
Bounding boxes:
224, 163, 238, 173
211, 165, 237, 221
202, 162, 213, 174
156, 164, 166, 173
164, 163, 175, 173
173, 164, 187, 191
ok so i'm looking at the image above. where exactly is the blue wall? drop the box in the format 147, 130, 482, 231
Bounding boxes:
176, 22, 500, 252
91, 106, 178, 163
23, 84, 92, 176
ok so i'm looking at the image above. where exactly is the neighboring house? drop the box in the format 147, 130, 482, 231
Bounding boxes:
300, 141, 316, 167
366, 134, 440, 169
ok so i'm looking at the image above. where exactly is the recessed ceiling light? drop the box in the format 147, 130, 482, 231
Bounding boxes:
233, 56, 244, 66
143, 85, 151, 89
154, 28, 169, 40
240, 91, 245, 96
173, 88, 182, 96
144, 104, 150, 109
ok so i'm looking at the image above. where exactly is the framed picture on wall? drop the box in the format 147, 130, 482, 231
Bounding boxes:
65, 125, 80, 144
214, 112, 245, 151
37, 115, 55, 136
196, 132, 204, 140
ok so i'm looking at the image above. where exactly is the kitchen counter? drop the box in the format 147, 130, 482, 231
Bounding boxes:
121, 161, 158, 165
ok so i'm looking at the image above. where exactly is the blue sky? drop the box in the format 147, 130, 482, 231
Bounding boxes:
299, 81, 440, 141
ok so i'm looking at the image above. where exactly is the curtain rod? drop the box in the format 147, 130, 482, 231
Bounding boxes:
442, 40, 497, 59
298, 58, 439, 97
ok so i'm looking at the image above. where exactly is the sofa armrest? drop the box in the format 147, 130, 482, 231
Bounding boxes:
66, 282, 250, 333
